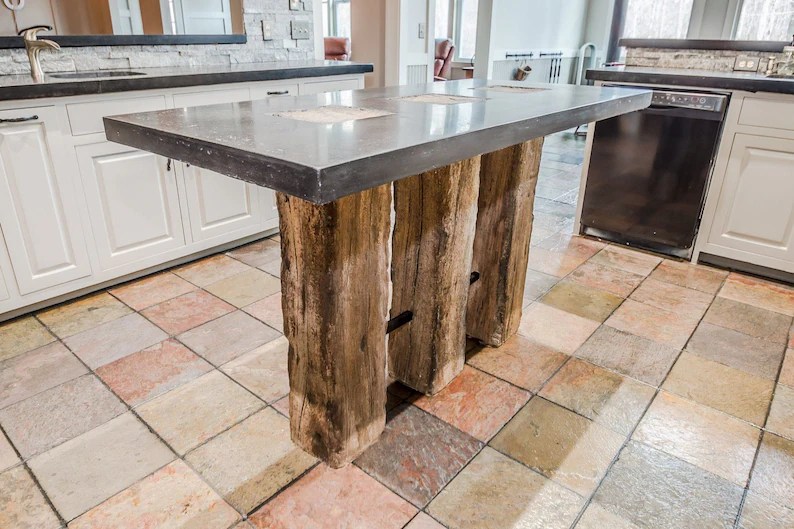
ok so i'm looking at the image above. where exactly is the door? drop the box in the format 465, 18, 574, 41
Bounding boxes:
109, 0, 145, 35
708, 133, 794, 267
170, 0, 233, 34
0, 107, 91, 294
76, 142, 185, 271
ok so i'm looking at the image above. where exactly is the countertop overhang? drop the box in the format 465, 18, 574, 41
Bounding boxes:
587, 66, 794, 95
104, 79, 651, 204
0, 61, 374, 101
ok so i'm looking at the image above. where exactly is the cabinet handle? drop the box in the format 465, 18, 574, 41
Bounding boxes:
166, 159, 172, 171
267, 90, 290, 96
0, 115, 38, 123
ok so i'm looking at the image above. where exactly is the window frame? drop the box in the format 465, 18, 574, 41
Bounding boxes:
436, 0, 475, 62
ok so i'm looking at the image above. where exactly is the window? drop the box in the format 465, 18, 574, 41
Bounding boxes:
434, 0, 478, 60
736, 0, 794, 41
322, 0, 351, 38
623, 0, 695, 39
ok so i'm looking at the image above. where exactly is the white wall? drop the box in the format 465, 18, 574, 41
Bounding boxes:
489, 0, 589, 57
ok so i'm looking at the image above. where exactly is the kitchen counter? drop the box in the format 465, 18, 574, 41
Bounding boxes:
587, 66, 794, 94
0, 60, 373, 101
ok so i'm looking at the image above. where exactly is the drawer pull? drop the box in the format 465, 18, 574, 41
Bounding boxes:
267, 90, 290, 96
0, 115, 38, 123
166, 158, 172, 172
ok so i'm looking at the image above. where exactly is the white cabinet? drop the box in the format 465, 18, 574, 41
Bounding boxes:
0, 238, 10, 303
300, 78, 361, 95
0, 107, 91, 294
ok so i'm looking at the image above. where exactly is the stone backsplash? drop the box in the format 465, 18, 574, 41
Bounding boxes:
0, 0, 315, 76
626, 47, 784, 72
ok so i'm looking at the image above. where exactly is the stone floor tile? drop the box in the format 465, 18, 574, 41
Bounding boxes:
354, 404, 482, 507
220, 336, 289, 403
649, 260, 728, 295
663, 352, 774, 425
178, 311, 281, 366
0, 374, 125, 458
110, 272, 196, 311
574, 325, 680, 386
518, 303, 600, 354
766, 384, 794, 441
227, 239, 281, 268
535, 233, 606, 258
522, 269, 560, 304
69, 459, 240, 529
271, 395, 289, 417
633, 392, 760, 486
427, 447, 583, 529
606, 299, 700, 349
575, 503, 641, 529
749, 433, 794, 508
259, 258, 281, 278
136, 370, 263, 455
243, 292, 283, 332
704, 297, 792, 344
589, 245, 662, 277
0, 341, 87, 408
404, 512, 447, 529
781, 349, 794, 388
593, 441, 744, 529
249, 463, 415, 529
141, 290, 234, 335
568, 260, 644, 298
0, 465, 61, 529
687, 322, 785, 380
0, 430, 18, 472
466, 334, 567, 392
96, 339, 212, 407
413, 366, 529, 442
64, 313, 168, 369
540, 280, 623, 322
0, 316, 54, 362
29, 413, 174, 521
738, 491, 794, 529
37, 292, 132, 339
204, 269, 280, 308
719, 273, 794, 317
629, 278, 713, 320
174, 254, 250, 287
490, 397, 624, 496
539, 358, 656, 434
527, 247, 590, 278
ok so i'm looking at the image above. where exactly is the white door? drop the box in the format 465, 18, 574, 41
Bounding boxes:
76, 142, 185, 271
109, 0, 145, 35
171, 0, 234, 34
0, 107, 91, 295
708, 133, 794, 270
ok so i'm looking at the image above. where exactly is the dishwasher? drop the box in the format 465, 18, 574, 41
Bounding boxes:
580, 86, 729, 258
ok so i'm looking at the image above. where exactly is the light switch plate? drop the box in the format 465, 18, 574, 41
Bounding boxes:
734, 55, 759, 72
262, 21, 273, 41
418, 23, 425, 39
289, 0, 301, 10
291, 20, 311, 40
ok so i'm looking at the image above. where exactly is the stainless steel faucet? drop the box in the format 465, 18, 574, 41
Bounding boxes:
18, 25, 60, 82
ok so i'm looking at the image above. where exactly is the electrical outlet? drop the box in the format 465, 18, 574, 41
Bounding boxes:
418, 23, 425, 39
734, 55, 759, 72
291, 20, 311, 40
289, 0, 301, 10
262, 21, 273, 41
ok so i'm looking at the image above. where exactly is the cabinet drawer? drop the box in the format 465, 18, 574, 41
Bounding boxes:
67, 95, 168, 136
250, 83, 299, 100
739, 97, 794, 132
300, 78, 361, 95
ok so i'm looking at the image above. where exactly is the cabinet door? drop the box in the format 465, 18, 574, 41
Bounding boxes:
0, 240, 9, 303
708, 134, 794, 266
0, 107, 91, 294
76, 142, 185, 271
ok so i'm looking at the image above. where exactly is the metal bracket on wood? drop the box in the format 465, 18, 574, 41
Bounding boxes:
386, 311, 413, 334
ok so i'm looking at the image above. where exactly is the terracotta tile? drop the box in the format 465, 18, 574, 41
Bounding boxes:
404, 513, 447, 529
0, 341, 87, 408
141, 290, 234, 335
174, 254, 250, 287
568, 260, 644, 298
606, 299, 699, 349
589, 245, 662, 277
0, 466, 60, 529
29, 413, 174, 521
662, 352, 774, 425
781, 349, 794, 388
527, 246, 590, 278
354, 404, 483, 507
249, 463, 415, 529
137, 371, 263, 455
243, 292, 283, 332
271, 395, 289, 417
629, 278, 713, 320
178, 311, 281, 366
634, 392, 760, 486
738, 491, 794, 529
539, 358, 656, 434
575, 325, 680, 386
0, 374, 125, 458
522, 269, 559, 304
0, 430, 18, 472
749, 433, 794, 507
110, 272, 196, 310
413, 366, 529, 441
649, 259, 728, 294
466, 334, 567, 392
540, 280, 623, 322
69, 460, 240, 529
187, 409, 316, 513
518, 303, 599, 354
575, 503, 641, 529
767, 385, 794, 441
96, 339, 212, 407
227, 239, 281, 268
37, 292, 132, 339
687, 322, 785, 380
0, 317, 54, 362
594, 441, 743, 529
204, 269, 280, 308
221, 336, 289, 403
704, 297, 792, 345
491, 397, 624, 496
427, 447, 584, 529
790, 320, 794, 348
65, 313, 168, 369
719, 273, 794, 317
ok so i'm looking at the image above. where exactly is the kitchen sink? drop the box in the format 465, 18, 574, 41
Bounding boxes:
50, 70, 146, 79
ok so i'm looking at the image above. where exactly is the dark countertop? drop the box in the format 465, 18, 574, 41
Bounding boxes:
105, 79, 651, 204
0, 61, 374, 101
587, 66, 794, 95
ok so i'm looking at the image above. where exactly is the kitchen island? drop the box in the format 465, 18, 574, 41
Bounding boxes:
104, 79, 651, 466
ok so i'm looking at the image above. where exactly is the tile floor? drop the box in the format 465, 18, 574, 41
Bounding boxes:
1, 130, 793, 529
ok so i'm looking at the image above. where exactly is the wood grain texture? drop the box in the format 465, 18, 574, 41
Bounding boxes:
389, 157, 481, 395
467, 138, 544, 346
277, 185, 392, 467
